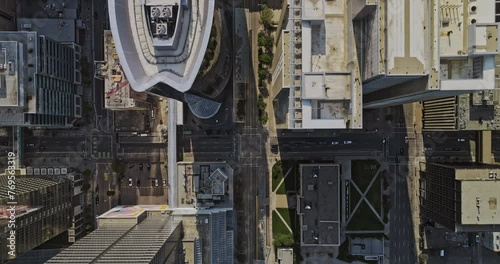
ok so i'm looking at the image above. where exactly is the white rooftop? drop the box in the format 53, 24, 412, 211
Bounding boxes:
283, 0, 362, 129
108, 0, 214, 93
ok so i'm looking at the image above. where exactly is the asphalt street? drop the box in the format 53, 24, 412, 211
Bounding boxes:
423, 131, 476, 160
180, 135, 235, 153
389, 163, 415, 264
23, 136, 88, 155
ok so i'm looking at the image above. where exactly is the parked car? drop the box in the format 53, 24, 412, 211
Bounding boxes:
318, 141, 327, 145
139, 163, 143, 170
458, 138, 465, 142
476, 234, 481, 243
95, 196, 100, 205
343, 140, 352, 144
128, 178, 133, 187
128, 164, 135, 169
271, 144, 278, 153
405, 136, 409, 144
155, 179, 159, 187
163, 179, 167, 187
147, 163, 151, 170
332, 141, 339, 145
26, 143, 35, 147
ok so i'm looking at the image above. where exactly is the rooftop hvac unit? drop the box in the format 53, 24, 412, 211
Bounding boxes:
151, 7, 161, 18
161, 6, 173, 18
156, 23, 168, 35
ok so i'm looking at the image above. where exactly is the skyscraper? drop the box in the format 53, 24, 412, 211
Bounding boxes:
0, 175, 73, 262
0, 31, 82, 127
108, 0, 232, 119
354, 0, 500, 108
419, 162, 500, 232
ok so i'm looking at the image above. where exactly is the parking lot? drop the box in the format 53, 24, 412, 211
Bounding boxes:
120, 161, 168, 205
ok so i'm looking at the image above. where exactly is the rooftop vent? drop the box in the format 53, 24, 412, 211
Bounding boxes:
151, 7, 161, 18
161, 6, 173, 18
156, 23, 168, 35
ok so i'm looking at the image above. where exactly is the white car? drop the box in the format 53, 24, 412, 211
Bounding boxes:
155, 179, 159, 187
343, 140, 352, 144
128, 178, 133, 187
405, 136, 409, 144
458, 138, 465, 142
332, 141, 339, 145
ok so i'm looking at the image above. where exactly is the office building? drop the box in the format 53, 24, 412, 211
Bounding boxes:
483, 232, 500, 252
0, 175, 73, 263
419, 162, 500, 232
171, 208, 234, 264
272, 0, 363, 129
0, 31, 82, 127
47, 205, 234, 264
422, 90, 500, 130
355, 0, 500, 108
47, 205, 183, 264
108, 0, 232, 119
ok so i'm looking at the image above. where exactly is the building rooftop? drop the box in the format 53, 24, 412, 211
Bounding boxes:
298, 164, 340, 246
98, 205, 168, 219
177, 162, 233, 209
0, 40, 20, 107
17, 18, 76, 43
101, 30, 149, 110
277, 248, 294, 264
108, 0, 214, 93
47, 210, 181, 264
281, 0, 362, 129
455, 167, 500, 226
350, 237, 384, 257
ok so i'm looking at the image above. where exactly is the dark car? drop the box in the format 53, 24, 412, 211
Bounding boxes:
271, 144, 278, 153
147, 163, 151, 170
400, 148, 404, 155
139, 163, 143, 170
128, 164, 135, 169
95, 196, 99, 205
136, 180, 141, 186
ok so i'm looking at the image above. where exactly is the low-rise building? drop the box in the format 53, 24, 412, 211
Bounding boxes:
177, 162, 233, 209
297, 164, 341, 246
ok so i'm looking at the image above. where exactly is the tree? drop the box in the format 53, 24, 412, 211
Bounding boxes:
273, 233, 294, 248
259, 4, 274, 29
257, 33, 274, 50
82, 169, 92, 178
258, 68, 268, 81
111, 159, 125, 175
419, 253, 428, 264
258, 53, 272, 66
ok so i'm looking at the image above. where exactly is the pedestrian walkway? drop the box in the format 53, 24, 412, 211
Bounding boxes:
275, 194, 288, 208
273, 209, 292, 233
